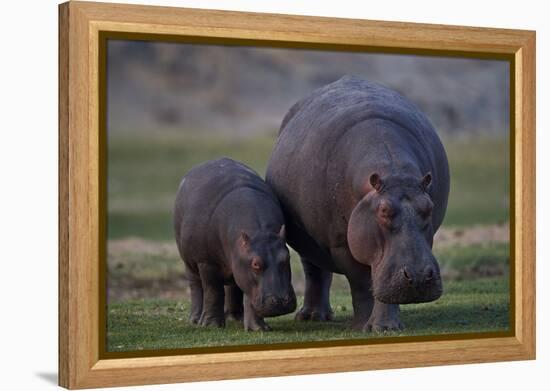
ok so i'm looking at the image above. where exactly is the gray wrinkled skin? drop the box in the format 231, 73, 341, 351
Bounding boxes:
174, 158, 296, 331
266, 76, 450, 332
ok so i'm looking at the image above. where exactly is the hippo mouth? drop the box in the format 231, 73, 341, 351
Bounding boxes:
373, 275, 443, 304
253, 292, 297, 318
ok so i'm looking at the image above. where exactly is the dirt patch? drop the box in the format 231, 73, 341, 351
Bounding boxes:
108, 223, 510, 257
433, 223, 509, 249
108, 277, 188, 302
441, 263, 507, 281
108, 238, 179, 257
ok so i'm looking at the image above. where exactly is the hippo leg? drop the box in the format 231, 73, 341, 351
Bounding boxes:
365, 301, 403, 332
295, 257, 334, 321
346, 276, 375, 330
187, 273, 203, 324
243, 294, 271, 331
197, 264, 225, 328
331, 247, 375, 330
224, 284, 244, 322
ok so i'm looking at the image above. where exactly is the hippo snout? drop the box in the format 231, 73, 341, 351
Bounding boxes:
255, 291, 297, 317
374, 263, 443, 304
401, 265, 437, 285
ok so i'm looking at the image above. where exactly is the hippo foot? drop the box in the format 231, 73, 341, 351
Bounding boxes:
244, 314, 271, 332
225, 310, 244, 322
361, 302, 403, 332
295, 306, 334, 322
198, 313, 225, 328
364, 318, 403, 333
189, 313, 201, 324
244, 321, 271, 332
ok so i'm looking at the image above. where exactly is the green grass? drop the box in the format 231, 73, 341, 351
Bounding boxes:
106, 240, 510, 351
107, 277, 509, 352
107, 133, 509, 239
444, 136, 510, 226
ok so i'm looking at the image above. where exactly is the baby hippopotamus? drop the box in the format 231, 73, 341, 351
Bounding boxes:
174, 157, 296, 331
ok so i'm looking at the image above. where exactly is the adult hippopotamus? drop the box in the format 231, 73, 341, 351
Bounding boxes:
266, 76, 450, 332
174, 158, 296, 331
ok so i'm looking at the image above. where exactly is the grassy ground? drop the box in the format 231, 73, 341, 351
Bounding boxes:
107, 277, 509, 351
106, 238, 510, 351
106, 132, 510, 352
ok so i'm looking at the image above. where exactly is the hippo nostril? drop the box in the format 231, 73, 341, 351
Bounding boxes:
263, 296, 275, 307
402, 268, 413, 283
425, 268, 434, 281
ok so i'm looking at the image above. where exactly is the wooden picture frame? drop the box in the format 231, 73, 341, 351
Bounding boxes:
58, 1, 536, 388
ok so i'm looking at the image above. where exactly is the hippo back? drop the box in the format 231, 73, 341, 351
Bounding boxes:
266, 76, 450, 250
174, 158, 275, 262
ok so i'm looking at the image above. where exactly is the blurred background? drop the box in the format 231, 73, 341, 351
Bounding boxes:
106, 40, 510, 351
108, 41, 509, 136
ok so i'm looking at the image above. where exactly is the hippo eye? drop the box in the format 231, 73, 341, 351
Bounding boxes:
419, 199, 434, 218
420, 208, 432, 219
378, 200, 395, 219
251, 257, 263, 272
380, 205, 391, 217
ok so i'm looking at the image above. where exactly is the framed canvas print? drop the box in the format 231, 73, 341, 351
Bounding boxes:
58, 1, 536, 389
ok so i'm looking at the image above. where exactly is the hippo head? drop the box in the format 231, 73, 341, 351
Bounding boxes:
347, 172, 442, 304
233, 225, 297, 317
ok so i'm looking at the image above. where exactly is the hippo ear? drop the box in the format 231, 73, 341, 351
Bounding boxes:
369, 173, 383, 192
238, 231, 251, 250
278, 224, 286, 239
421, 172, 432, 191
